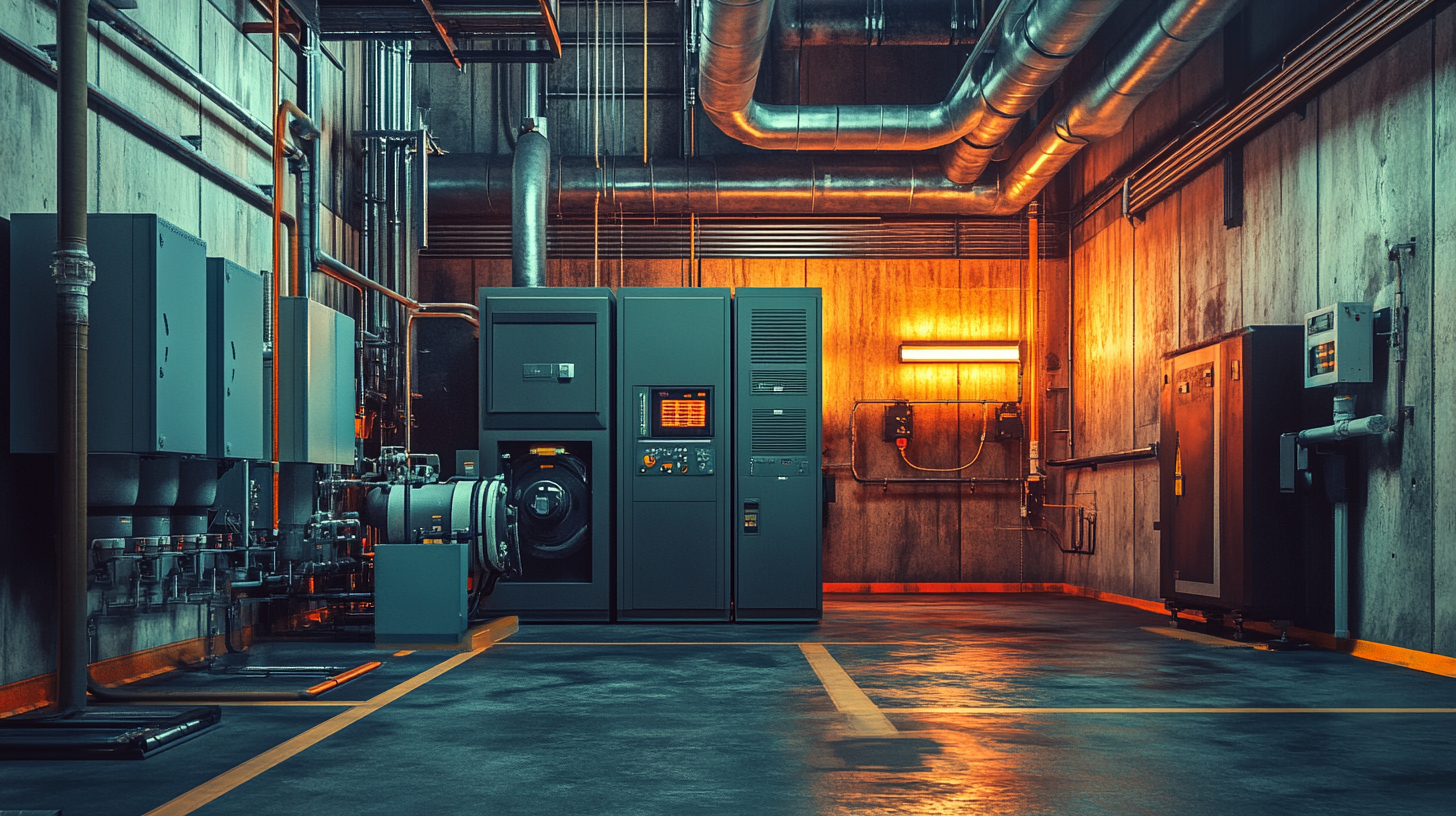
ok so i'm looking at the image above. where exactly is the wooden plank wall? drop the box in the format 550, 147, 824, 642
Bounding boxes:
417, 255, 1060, 583
1057, 9, 1456, 656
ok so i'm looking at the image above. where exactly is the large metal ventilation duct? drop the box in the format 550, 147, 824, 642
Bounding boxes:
511, 130, 549, 287
773, 0, 979, 48
698, 0, 1120, 151
432, 0, 1240, 218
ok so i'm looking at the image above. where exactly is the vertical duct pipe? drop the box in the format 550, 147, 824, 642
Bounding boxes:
54, 0, 94, 714
512, 131, 549, 287
513, 42, 549, 288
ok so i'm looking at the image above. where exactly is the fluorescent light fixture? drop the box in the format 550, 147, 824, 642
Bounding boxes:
899, 342, 1021, 364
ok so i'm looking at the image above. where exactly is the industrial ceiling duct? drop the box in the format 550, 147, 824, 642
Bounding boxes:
773, 0, 981, 48
698, 0, 1121, 151
431, 0, 1241, 218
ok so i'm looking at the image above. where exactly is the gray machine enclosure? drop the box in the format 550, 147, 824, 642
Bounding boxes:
617, 288, 732, 621
206, 257, 265, 461
278, 297, 356, 466
479, 287, 614, 620
733, 288, 823, 621
10, 213, 208, 455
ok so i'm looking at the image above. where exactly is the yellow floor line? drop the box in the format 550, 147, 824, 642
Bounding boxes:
799, 643, 898, 738
143, 647, 490, 816
1141, 626, 1260, 648
391, 650, 415, 657
498, 641, 936, 646
881, 707, 1456, 714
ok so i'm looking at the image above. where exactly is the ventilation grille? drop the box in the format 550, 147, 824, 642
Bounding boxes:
751, 409, 808, 456
423, 216, 1069, 259
750, 309, 808, 365
751, 370, 808, 394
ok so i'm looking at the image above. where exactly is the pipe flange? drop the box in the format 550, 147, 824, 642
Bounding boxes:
50, 248, 96, 287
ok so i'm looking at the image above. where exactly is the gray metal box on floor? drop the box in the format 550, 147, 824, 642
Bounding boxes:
9, 214, 208, 455
207, 258, 265, 460
374, 543, 468, 644
733, 289, 823, 621
278, 297, 355, 465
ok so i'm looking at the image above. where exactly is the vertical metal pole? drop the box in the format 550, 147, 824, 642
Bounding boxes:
54, 0, 95, 714
1334, 501, 1349, 640
1026, 201, 1041, 476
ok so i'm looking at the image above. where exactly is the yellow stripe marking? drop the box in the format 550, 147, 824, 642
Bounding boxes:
799, 643, 898, 737
881, 707, 1456, 714
143, 648, 489, 816
392, 650, 415, 657
498, 641, 930, 646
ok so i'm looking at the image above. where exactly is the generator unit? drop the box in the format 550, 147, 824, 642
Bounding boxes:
478, 287, 614, 621
733, 288, 823, 622
1159, 326, 1305, 622
617, 288, 732, 621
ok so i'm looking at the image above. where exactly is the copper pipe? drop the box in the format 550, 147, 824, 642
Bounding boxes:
317, 252, 478, 317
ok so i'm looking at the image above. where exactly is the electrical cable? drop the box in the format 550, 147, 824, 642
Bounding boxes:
896, 403, 991, 472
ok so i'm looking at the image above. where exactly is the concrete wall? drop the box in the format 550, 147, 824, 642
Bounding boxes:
1055, 7, 1456, 655
0, 0, 362, 688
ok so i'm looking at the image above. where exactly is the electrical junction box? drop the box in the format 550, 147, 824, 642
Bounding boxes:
995, 402, 1024, 440
882, 402, 913, 442
9, 213, 208, 455
278, 297, 356, 465
207, 258, 265, 460
374, 543, 468, 644
1304, 302, 1373, 388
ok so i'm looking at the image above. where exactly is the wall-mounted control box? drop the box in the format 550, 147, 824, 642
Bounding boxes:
883, 402, 913, 441
1303, 302, 1372, 388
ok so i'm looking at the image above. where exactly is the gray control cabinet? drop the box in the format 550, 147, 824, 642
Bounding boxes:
278, 297, 355, 465
10, 214, 208, 455
480, 287, 614, 621
207, 258, 265, 460
618, 288, 732, 621
734, 289, 823, 621
374, 543, 468, 644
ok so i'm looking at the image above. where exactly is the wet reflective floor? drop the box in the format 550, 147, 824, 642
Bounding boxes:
3, 593, 1455, 815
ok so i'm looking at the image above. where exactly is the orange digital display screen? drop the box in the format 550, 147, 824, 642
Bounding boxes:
659, 399, 707, 428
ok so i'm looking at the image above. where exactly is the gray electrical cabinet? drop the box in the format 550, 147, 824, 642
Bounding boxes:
278, 297, 355, 466
618, 288, 732, 621
374, 543, 469, 644
207, 258, 265, 460
9, 214, 208, 455
733, 289, 823, 621
480, 287, 614, 621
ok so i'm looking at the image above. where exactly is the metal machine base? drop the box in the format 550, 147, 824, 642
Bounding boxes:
0, 706, 222, 760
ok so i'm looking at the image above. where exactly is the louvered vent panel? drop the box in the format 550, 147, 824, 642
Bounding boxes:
750, 309, 807, 365
751, 370, 808, 394
751, 409, 808, 455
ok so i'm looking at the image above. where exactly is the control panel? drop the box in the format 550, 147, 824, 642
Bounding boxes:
636, 443, 715, 476
1304, 302, 1372, 388
749, 456, 811, 477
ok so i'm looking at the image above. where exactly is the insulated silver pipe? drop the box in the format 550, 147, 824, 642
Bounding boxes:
774, 0, 978, 48
511, 131, 550, 285
433, 153, 1002, 216
1296, 414, 1388, 444
699, 0, 1120, 150
940, 0, 1121, 182
990, 0, 1244, 210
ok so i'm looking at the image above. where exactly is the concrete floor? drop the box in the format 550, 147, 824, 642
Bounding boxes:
2, 594, 1455, 815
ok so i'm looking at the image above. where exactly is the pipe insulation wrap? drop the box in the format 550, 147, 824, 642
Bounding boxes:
512, 130, 549, 287
1296, 414, 1388, 444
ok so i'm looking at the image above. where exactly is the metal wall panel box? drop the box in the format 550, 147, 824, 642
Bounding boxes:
1303, 302, 1373, 388
374, 543, 468, 644
9, 214, 208, 455
618, 288, 732, 621
278, 297, 356, 465
1160, 326, 1306, 621
207, 258, 265, 460
733, 289, 823, 622
479, 287, 614, 621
